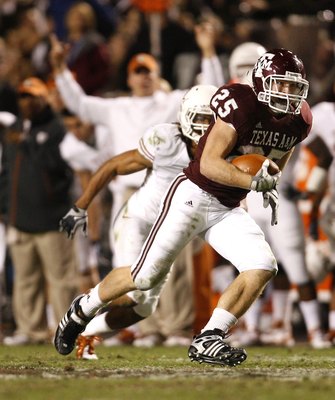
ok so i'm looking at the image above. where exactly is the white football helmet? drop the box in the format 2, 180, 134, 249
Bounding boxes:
229, 42, 266, 85
178, 84, 217, 143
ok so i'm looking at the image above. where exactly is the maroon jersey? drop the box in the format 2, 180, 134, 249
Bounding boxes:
184, 83, 312, 207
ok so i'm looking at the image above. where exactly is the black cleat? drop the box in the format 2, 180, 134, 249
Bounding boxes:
188, 328, 247, 367
54, 295, 92, 355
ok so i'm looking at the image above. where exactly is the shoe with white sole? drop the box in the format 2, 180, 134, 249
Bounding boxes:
76, 335, 102, 360
229, 329, 262, 347
3, 333, 30, 346
260, 327, 295, 347
163, 335, 192, 347
54, 295, 92, 355
308, 329, 332, 349
133, 334, 163, 348
188, 328, 247, 367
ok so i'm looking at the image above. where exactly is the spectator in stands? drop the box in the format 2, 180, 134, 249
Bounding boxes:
62, 2, 111, 95
0, 77, 78, 345
49, 21, 224, 267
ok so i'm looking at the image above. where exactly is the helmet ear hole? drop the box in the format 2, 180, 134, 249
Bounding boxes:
179, 84, 218, 143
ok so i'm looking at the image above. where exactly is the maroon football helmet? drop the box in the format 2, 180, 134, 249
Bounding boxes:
252, 48, 309, 114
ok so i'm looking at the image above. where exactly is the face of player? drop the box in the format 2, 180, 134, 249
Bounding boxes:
127, 67, 159, 97
272, 80, 304, 95
191, 112, 213, 140
187, 112, 213, 156
194, 113, 213, 125
268, 78, 306, 114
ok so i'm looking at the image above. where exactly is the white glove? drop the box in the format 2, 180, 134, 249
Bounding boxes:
250, 159, 281, 192
59, 205, 88, 239
263, 187, 279, 226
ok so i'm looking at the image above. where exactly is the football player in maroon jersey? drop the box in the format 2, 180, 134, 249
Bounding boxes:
226, 43, 330, 349
54, 49, 312, 366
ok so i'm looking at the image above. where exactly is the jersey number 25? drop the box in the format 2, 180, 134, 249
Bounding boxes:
212, 89, 238, 119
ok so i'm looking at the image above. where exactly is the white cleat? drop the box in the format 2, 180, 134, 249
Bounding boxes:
163, 336, 192, 347
229, 330, 261, 347
260, 328, 295, 347
76, 335, 101, 360
308, 330, 332, 349
133, 334, 162, 348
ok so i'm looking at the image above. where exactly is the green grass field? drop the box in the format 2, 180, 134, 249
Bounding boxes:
0, 344, 334, 400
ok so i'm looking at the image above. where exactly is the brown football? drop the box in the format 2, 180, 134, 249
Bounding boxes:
231, 154, 280, 175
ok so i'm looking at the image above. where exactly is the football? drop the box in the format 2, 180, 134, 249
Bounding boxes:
231, 154, 280, 175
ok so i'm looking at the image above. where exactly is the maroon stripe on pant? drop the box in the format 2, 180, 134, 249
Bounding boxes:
131, 174, 188, 280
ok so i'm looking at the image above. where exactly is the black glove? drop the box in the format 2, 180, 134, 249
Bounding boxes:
263, 187, 279, 226
250, 159, 281, 192
59, 205, 88, 239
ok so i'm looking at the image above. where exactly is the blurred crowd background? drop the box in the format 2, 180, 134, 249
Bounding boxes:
0, 0, 334, 101
0, 0, 335, 348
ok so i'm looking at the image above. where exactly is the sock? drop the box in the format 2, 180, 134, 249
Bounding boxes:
329, 310, 335, 331
243, 298, 263, 332
271, 290, 289, 324
83, 312, 111, 336
201, 308, 237, 333
79, 284, 105, 318
299, 299, 320, 332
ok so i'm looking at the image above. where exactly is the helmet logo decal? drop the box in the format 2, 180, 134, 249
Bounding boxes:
254, 53, 275, 77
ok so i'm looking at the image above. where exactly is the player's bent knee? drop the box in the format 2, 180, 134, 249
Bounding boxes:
244, 255, 277, 276
270, 262, 278, 275
260, 254, 278, 276
133, 297, 159, 318
266, 252, 278, 273
132, 262, 171, 291
133, 275, 157, 291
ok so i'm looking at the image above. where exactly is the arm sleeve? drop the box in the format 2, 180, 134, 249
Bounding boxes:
55, 69, 113, 126
200, 56, 225, 87
137, 126, 158, 163
60, 132, 101, 172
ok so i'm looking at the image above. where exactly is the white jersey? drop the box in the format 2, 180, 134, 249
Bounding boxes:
56, 59, 224, 267
60, 125, 112, 172
112, 123, 192, 315
55, 56, 223, 191
308, 102, 335, 199
120, 123, 191, 225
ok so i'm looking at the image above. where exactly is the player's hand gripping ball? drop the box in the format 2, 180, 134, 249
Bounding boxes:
233, 153, 281, 192
231, 154, 279, 176
232, 154, 281, 225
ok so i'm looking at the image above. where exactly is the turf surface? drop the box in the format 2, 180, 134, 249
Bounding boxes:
0, 344, 334, 400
